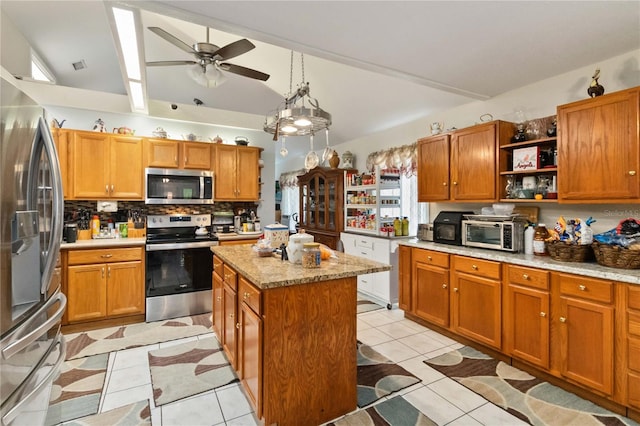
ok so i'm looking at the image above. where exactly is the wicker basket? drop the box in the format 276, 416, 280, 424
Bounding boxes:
546, 241, 594, 262
591, 241, 640, 269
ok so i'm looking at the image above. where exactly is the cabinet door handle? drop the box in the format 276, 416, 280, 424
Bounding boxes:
522, 274, 529, 280
105, 185, 109, 194
559, 316, 567, 323
110, 184, 114, 193
216, 296, 221, 301
229, 313, 234, 319
236, 323, 240, 329
471, 264, 478, 270
453, 287, 458, 292
442, 182, 447, 186
629, 170, 637, 176
452, 181, 458, 186
578, 285, 586, 291
540, 312, 546, 317
101, 254, 113, 258
101, 267, 105, 278
107, 266, 111, 278
442, 283, 448, 289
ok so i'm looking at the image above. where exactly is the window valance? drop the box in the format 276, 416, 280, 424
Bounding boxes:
365, 143, 417, 176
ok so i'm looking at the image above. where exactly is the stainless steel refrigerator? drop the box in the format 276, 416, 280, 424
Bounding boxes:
1, 77, 66, 425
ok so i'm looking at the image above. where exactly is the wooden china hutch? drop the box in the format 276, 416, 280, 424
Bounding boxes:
298, 166, 354, 249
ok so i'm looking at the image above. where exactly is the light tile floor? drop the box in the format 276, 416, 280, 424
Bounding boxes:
85, 307, 533, 426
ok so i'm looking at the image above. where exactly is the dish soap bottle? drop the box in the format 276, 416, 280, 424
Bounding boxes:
533, 223, 549, 256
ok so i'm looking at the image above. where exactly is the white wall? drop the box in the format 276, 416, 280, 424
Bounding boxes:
317, 49, 640, 234
1, 11, 31, 78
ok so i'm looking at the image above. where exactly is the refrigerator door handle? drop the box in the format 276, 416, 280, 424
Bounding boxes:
1, 336, 65, 425
35, 117, 64, 295
1, 291, 66, 360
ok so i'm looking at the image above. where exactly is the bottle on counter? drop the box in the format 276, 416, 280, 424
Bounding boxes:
91, 215, 100, 238
533, 223, 549, 256
401, 217, 409, 236
393, 217, 402, 237
524, 224, 535, 255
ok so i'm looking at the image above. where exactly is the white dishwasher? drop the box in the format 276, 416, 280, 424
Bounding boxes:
340, 232, 399, 309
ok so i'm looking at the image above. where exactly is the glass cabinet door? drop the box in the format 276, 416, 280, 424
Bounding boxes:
327, 177, 337, 231
317, 176, 325, 228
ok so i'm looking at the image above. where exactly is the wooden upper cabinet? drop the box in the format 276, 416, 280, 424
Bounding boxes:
144, 138, 180, 168
69, 131, 143, 200
214, 145, 260, 201
557, 86, 640, 203
182, 141, 212, 170
144, 139, 213, 170
451, 121, 512, 202
417, 134, 450, 202
417, 121, 513, 202
52, 128, 70, 199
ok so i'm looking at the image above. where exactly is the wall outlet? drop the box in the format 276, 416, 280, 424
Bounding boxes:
97, 201, 118, 212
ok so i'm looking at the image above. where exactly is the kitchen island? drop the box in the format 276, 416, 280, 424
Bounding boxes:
210, 245, 391, 426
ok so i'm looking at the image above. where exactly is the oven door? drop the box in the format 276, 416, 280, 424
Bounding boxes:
145, 242, 214, 298
462, 221, 504, 250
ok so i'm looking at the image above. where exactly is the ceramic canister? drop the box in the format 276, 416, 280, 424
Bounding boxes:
286, 230, 314, 264
263, 222, 289, 248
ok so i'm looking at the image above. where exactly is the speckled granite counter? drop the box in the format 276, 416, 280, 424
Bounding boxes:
399, 239, 640, 285
211, 244, 391, 290
61, 237, 146, 250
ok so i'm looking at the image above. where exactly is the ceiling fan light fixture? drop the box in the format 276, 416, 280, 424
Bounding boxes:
187, 63, 226, 88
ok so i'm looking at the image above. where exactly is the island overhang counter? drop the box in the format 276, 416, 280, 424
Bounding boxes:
210, 245, 391, 426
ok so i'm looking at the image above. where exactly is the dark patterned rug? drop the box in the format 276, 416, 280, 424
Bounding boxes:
45, 353, 108, 426
329, 395, 437, 426
64, 313, 212, 360
357, 294, 385, 314
425, 346, 638, 426
357, 340, 421, 407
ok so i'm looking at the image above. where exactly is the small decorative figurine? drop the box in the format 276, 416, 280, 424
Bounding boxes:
51, 119, 66, 128
587, 69, 605, 98
512, 122, 527, 143
547, 118, 557, 137
342, 151, 354, 168
92, 118, 106, 132
329, 150, 340, 169
430, 122, 443, 135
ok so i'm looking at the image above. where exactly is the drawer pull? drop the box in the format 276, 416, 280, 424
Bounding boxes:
559, 316, 567, 323
578, 285, 586, 291
442, 283, 447, 289
522, 274, 529, 280
427, 256, 432, 261
454, 287, 459, 292
101, 254, 113, 258
361, 252, 368, 256
630, 170, 637, 176
471, 264, 478, 270
216, 296, 221, 301
540, 312, 546, 317
243, 292, 250, 300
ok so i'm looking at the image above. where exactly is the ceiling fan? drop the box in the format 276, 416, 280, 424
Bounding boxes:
146, 26, 270, 86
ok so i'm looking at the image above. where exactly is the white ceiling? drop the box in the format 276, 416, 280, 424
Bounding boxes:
2, 1, 639, 156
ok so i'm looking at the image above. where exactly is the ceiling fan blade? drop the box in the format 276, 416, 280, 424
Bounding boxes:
214, 39, 255, 61
148, 27, 195, 54
219, 63, 270, 81
146, 60, 197, 67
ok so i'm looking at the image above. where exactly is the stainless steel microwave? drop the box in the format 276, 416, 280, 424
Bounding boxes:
462, 220, 524, 252
145, 168, 214, 204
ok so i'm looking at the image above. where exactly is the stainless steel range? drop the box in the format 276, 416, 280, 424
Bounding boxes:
145, 214, 218, 322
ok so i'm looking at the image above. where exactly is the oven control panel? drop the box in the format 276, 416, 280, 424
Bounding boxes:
147, 214, 211, 228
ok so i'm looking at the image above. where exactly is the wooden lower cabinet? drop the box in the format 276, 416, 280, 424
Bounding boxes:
504, 265, 550, 369
413, 248, 450, 327
553, 273, 614, 396
398, 245, 412, 311
212, 254, 357, 425
401, 246, 637, 415
451, 256, 502, 350
212, 257, 224, 339
64, 247, 144, 324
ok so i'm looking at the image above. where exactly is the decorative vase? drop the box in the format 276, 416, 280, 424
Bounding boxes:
329, 150, 340, 169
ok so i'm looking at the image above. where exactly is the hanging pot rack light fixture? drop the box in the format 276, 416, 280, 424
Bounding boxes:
264, 51, 332, 157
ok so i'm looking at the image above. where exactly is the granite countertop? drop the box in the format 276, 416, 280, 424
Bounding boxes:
211, 245, 391, 290
60, 237, 146, 250
399, 239, 640, 285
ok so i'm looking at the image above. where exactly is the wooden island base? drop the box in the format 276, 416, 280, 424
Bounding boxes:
261, 277, 357, 425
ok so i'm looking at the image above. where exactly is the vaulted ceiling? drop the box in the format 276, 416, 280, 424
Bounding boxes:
2, 1, 639, 152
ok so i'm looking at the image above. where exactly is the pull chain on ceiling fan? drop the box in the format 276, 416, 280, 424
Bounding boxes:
146, 26, 270, 87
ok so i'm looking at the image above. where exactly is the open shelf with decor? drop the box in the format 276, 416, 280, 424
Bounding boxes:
344, 166, 405, 236
498, 116, 558, 202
